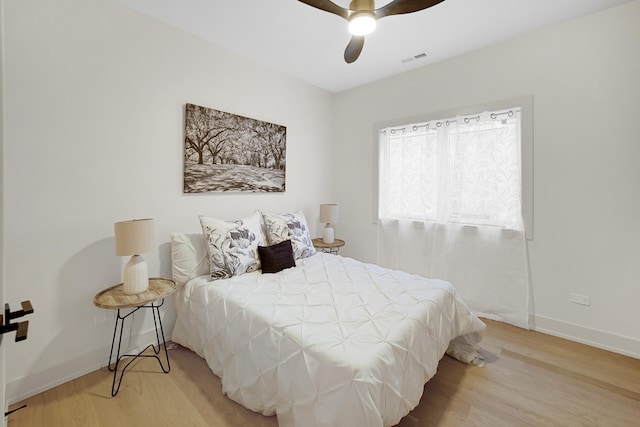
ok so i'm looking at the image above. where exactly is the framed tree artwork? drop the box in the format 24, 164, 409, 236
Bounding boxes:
184, 103, 286, 193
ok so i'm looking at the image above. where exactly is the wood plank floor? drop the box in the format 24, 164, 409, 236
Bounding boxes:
8, 319, 640, 426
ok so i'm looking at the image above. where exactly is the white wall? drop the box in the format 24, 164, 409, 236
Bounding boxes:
333, 1, 640, 357
2, 0, 333, 402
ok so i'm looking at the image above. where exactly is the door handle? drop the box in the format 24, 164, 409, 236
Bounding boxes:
1, 300, 34, 342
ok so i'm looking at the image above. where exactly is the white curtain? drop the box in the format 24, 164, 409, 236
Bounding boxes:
377, 110, 531, 329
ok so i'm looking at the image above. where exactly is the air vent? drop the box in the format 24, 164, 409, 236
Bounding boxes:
401, 52, 428, 64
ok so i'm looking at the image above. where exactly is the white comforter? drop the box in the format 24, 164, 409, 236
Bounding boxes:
172, 253, 485, 427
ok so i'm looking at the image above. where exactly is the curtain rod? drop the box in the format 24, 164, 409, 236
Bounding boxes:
381, 109, 517, 135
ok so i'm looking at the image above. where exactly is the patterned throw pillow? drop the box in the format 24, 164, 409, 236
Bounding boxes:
199, 210, 264, 279
262, 210, 316, 260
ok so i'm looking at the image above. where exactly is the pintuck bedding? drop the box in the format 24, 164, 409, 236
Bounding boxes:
171, 234, 486, 427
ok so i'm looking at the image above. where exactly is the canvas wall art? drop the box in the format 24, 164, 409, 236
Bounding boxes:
184, 103, 286, 193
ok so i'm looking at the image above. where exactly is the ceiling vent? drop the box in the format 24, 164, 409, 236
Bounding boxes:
401, 52, 427, 64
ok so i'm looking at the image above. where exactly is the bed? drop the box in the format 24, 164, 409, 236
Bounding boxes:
170, 210, 485, 427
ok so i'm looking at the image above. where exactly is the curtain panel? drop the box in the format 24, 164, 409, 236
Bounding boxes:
377, 109, 531, 329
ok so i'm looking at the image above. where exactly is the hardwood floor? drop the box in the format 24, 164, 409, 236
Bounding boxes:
8, 319, 640, 426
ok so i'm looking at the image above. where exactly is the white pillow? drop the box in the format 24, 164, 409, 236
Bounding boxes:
199, 210, 265, 279
262, 210, 316, 260
170, 232, 210, 287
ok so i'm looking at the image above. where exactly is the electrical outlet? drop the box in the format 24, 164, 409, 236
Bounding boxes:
569, 293, 590, 306
94, 314, 107, 326
94, 312, 116, 326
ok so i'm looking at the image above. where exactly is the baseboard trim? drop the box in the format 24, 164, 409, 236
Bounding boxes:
6, 329, 160, 405
534, 314, 640, 359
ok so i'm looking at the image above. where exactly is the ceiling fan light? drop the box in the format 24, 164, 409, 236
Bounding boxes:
348, 12, 376, 36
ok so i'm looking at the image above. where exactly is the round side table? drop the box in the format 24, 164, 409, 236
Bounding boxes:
312, 238, 345, 254
94, 278, 176, 396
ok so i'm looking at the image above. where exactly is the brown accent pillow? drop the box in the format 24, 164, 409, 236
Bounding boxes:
258, 240, 296, 274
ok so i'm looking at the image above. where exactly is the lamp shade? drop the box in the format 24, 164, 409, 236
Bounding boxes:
114, 218, 155, 256
320, 204, 339, 224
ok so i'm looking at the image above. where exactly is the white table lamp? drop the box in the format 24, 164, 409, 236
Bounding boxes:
320, 204, 339, 244
114, 218, 155, 295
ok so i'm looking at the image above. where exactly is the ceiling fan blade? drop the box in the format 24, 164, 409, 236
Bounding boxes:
344, 36, 365, 64
375, 0, 446, 19
297, 0, 349, 20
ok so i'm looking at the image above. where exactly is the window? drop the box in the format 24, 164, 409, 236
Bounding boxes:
378, 108, 522, 229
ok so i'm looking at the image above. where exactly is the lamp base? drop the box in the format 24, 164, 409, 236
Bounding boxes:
322, 224, 335, 244
123, 255, 149, 295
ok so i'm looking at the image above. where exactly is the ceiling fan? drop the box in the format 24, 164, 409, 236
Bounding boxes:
298, 0, 446, 63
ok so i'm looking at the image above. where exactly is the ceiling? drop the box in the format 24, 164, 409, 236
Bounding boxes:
114, 0, 634, 93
